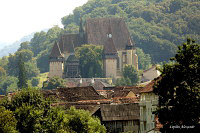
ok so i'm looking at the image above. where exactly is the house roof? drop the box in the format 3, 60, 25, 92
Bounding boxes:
85, 18, 135, 50
66, 80, 112, 90
52, 102, 101, 114
42, 86, 105, 102
66, 54, 79, 62
100, 103, 140, 121
109, 86, 143, 94
50, 41, 64, 58
140, 77, 161, 93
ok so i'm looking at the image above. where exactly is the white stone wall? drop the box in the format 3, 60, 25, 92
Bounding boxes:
48, 61, 64, 78
139, 93, 158, 133
103, 59, 117, 78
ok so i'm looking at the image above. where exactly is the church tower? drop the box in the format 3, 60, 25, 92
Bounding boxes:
125, 37, 138, 70
49, 41, 64, 78
103, 24, 118, 78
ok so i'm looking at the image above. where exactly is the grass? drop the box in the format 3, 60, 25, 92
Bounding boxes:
38, 72, 48, 88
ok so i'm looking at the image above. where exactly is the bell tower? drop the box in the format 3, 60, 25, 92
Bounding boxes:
49, 41, 64, 78
103, 23, 118, 78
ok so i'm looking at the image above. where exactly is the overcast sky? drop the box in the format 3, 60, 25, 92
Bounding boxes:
0, 0, 88, 43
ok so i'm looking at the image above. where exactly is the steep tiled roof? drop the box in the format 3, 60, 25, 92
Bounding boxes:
66, 54, 79, 62
85, 18, 135, 50
50, 41, 64, 58
103, 36, 117, 55
58, 34, 83, 54
42, 86, 105, 102
100, 103, 139, 121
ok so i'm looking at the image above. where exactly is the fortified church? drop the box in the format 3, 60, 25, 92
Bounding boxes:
49, 18, 138, 79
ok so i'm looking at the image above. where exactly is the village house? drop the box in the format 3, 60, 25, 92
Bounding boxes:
139, 80, 159, 133
94, 103, 140, 133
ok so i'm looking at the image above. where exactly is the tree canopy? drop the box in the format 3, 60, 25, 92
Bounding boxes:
75, 44, 103, 78
62, 0, 200, 63
43, 76, 66, 90
116, 65, 139, 86
17, 54, 28, 89
153, 39, 200, 132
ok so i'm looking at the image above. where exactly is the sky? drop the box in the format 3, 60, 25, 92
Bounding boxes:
0, 0, 88, 44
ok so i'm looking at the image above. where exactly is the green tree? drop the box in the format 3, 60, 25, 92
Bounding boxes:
63, 23, 79, 34
36, 49, 50, 73
123, 65, 139, 85
0, 66, 6, 81
0, 56, 8, 68
115, 77, 132, 86
66, 107, 106, 133
43, 77, 66, 90
136, 47, 152, 70
116, 65, 139, 86
0, 76, 18, 95
18, 41, 31, 51
153, 39, 200, 132
30, 31, 47, 56
75, 44, 103, 78
17, 54, 28, 89
0, 106, 18, 133
31, 77, 40, 87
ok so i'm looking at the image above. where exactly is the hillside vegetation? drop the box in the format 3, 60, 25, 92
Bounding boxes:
0, 0, 200, 93
62, 0, 200, 62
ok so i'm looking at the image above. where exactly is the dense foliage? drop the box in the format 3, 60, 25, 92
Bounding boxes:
62, 0, 200, 62
17, 54, 28, 89
0, 89, 106, 133
43, 76, 66, 90
0, 106, 17, 133
116, 65, 139, 86
75, 44, 103, 78
153, 39, 200, 132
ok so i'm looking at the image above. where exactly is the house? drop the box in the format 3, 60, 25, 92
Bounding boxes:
142, 65, 161, 82
94, 103, 140, 133
139, 80, 159, 133
49, 18, 138, 79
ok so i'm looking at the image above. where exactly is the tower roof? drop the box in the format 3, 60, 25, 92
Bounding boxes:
58, 34, 83, 54
50, 41, 64, 58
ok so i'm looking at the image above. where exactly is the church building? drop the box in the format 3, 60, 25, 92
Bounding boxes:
49, 18, 138, 79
